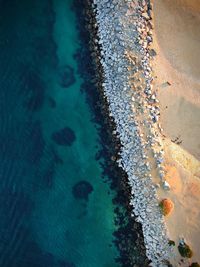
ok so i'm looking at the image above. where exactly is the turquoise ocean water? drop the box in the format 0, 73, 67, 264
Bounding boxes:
0, 0, 121, 266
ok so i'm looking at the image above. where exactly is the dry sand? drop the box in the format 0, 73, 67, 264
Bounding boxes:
152, 0, 200, 265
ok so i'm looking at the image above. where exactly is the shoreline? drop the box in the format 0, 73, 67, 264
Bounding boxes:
72, 1, 150, 266
72, 0, 200, 266
92, 0, 172, 266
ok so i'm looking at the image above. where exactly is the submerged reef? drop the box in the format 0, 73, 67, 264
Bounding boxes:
52, 127, 76, 146
72, 181, 94, 201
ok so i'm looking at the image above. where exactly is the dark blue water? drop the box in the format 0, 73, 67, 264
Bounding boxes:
0, 0, 121, 266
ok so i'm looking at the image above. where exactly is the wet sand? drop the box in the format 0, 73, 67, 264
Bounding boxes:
153, 0, 200, 265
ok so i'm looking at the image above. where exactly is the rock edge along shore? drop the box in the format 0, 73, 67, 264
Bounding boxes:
92, 0, 172, 266
72, 0, 153, 265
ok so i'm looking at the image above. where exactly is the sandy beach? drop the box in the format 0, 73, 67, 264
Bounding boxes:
153, 0, 200, 265
153, 0, 200, 161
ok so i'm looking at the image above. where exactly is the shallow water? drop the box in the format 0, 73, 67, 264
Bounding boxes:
0, 0, 120, 266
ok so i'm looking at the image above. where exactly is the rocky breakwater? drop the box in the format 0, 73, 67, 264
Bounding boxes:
93, 0, 172, 266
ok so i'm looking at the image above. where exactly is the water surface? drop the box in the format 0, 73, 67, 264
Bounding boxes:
0, 0, 120, 266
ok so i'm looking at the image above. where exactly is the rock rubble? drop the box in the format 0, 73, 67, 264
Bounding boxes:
92, 0, 172, 266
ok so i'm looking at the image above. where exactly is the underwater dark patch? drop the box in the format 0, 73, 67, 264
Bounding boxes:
0, 190, 35, 260
47, 96, 56, 108
58, 65, 75, 88
43, 164, 55, 189
25, 92, 45, 112
72, 181, 93, 201
58, 260, 76, 267
27, 120, 45, 163
20, 66, 45, 111
51, 147, 63, 164
52, 127, 76, 146
33, 36, 51, 60
0, 189, 34, 220
17, 240, 56, 267
77, 210, 88, 220
0, 133, 22, 161
32, 35, 58, 69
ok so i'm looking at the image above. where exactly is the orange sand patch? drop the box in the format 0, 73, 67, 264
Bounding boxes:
187, 181, 200, 197
164, 165, 182, 194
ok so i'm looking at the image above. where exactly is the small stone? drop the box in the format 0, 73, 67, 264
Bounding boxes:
155, 183, 160, 189
141, 0, 146, 7
149, 49, 157, 57
163, 181, 171, 191
142, 12, 149, 20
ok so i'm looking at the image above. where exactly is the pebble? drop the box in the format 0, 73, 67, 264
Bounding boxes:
163, 181, 171, 191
